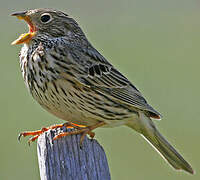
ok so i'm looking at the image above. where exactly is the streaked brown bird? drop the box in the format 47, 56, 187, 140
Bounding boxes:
11, 8, 193, 174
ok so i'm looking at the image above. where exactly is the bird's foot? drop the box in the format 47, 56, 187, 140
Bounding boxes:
18, 122, 87, 145
53, 121, 106, 146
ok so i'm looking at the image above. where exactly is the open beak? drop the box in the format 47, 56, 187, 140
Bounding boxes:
11, 11, 36, 45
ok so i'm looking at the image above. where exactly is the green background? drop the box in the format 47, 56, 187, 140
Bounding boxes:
0, 0, 199, 179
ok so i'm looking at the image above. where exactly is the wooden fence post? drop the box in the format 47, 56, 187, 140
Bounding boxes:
37, 127, 111, 180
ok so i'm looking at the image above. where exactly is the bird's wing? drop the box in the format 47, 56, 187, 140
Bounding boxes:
71, 46, 161, 118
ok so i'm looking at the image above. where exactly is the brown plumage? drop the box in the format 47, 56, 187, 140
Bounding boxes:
12, 8, 193, 174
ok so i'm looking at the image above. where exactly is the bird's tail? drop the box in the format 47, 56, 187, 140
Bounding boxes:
127, 112, 194, 174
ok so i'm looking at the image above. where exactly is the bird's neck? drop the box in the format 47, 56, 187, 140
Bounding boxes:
30, 32, 90, 50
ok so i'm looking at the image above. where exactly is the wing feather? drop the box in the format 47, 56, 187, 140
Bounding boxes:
55, 42, 161, 118
75, 47, 161, 118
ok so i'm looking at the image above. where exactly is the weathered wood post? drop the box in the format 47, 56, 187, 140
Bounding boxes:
37, 127, 111, 180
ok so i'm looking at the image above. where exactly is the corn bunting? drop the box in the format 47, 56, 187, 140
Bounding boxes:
11, 8, 193, 174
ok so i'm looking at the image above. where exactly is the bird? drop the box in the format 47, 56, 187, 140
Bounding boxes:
11, 8, 193, 174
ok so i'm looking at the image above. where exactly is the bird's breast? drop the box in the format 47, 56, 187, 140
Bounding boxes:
19, 44, 136, 127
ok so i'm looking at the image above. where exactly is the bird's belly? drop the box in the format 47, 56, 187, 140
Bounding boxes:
30, 78, 136, 127
41, 97, 102, 126
43, 104, 99, 126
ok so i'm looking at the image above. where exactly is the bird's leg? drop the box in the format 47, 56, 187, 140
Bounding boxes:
18, 122, 86, 145
53, 121, 106, 146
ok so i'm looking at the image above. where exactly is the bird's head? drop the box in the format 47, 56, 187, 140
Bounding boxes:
11, 8, 85, 45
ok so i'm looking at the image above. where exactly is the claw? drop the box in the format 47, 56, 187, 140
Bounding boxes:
88, 131, 95, 139
18, 121, 106, 145
17, 124, 64, 144
18, 133, 23, 141
28, 135, 39, 146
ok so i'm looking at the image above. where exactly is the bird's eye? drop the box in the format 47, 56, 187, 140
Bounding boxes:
40, 13, 52, 23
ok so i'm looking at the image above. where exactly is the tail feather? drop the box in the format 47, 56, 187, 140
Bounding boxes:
141, 128, 194, 174
127, 112, 194, 174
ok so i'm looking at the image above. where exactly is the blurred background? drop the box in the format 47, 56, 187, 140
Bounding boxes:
0, 0, 199, 179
